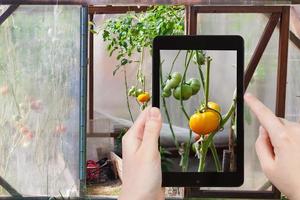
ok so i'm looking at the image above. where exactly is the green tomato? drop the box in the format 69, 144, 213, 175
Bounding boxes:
136, 89, 143, 97
173, 84, 193, 101
165, 79, 177, 90
195, 51, 205, 65
187, 78, 201, 95
170, 72, 182, 88
162, 89, 171, 98
163, 81, 172, 92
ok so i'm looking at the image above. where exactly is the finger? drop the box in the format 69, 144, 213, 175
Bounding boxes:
140, 107, 162, 151
122, 107, 150, 155
255, 126, 275, 173
244, 93, 284, 142
127, 107, 151, 140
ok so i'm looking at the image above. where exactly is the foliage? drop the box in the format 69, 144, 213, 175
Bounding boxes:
160, 146, 173, 172
115, 128, 128, 154
102, 5, 185, 75
98, 5, 185, 121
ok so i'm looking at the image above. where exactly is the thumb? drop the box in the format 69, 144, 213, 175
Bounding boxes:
141, 107, 162, 150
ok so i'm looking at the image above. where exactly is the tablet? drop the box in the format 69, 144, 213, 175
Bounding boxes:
152, 35, 244, 187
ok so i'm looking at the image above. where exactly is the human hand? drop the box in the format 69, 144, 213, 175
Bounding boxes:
119, 107, 164, 200
244, 93, 300, 200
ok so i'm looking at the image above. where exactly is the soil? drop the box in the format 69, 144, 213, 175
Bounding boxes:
87, 179, 122, 196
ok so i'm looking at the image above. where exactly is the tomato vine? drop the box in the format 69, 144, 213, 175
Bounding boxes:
99, 5, 185, 119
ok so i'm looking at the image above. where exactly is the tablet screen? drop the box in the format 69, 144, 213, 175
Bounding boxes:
159, 49, 238, 173
153, 36, 244, 186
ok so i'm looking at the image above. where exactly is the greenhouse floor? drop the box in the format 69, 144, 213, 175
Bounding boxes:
87, 179, 121, 196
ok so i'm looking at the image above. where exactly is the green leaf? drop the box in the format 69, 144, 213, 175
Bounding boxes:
88, 21, 96, 26
113, 65, 122, 76
90, 29, 98, 34
121, 58, 128, 66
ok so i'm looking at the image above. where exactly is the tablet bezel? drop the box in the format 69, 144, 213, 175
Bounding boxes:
152, 35, 244, 187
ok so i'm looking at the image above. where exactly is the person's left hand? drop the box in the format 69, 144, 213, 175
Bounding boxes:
119, 107, 164, 200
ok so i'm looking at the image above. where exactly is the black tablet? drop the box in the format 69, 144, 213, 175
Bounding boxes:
152, 35, 244, 187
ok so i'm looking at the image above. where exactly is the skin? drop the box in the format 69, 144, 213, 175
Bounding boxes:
120, 93, 300, 200
245, 93, 300, 200
119, 107, 164, 200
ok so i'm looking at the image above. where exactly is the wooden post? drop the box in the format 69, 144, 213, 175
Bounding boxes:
185, 6, 197, 35
273, 6, 290, 199
0, 5, 19, 26
89, 12, 94, 120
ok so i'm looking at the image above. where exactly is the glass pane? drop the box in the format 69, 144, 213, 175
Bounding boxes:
197, 13, 279, 190
0, 5, 81, 197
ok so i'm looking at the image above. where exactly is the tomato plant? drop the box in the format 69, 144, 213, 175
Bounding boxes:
98, 5, 184, 119
161, 50, 237, 172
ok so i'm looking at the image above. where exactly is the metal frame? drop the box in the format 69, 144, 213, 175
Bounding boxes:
80, 5, 89, 198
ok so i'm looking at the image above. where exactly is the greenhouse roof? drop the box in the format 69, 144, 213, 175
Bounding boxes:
0, 0, 296, 5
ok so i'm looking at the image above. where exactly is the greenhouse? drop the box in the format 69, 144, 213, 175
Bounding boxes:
1, 0, 300, 199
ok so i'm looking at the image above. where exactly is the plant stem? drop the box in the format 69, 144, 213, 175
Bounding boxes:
198, 141, 209, 172
124, 69, 134, 122
180, 51, 193, 119
160, 61, 180, 149
197, 128, 217, 172
179, 51, 193, 171
210, 142, 222, 172
168, 50, 181, 76
229, 108, 237, 171
221, 90, 236, 127
142, 48, 146, 91
181, 130, 192, 172
195, 51, 205, 92
205, 57, 212, 108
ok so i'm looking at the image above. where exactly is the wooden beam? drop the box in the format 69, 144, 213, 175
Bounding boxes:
275, 6, 290, 118
290, 30, 300, 50
0, 0, 86, 5
185, 6, 197, 35
273, 6, 290, 199
88, 5, 148, 14
0, 5, 19, 26
185, 189, 279, 199
244, 13, 280, 89
194, 6, 283, 13
0, 176, 22, 197
89, 14, 94, 120
0, 0, 293, 6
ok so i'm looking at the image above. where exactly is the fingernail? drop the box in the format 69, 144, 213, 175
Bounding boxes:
149, 107, 160, 120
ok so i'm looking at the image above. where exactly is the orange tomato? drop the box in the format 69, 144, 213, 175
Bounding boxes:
137, 92, 150, 103
19, 126, 29, 135
207, 101, 221, 113
56, 124, 67, 134
189, 110, 220, 135
0, 85, 9, 96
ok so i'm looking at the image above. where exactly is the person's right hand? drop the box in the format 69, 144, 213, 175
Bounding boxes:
245, 93, 300, 200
